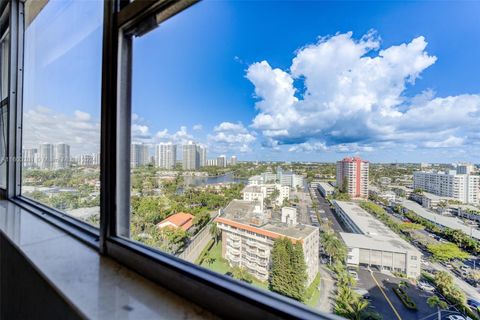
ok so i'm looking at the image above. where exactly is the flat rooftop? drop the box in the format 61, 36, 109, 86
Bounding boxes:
399, 199, 480, 241
242, 185, 262, 193
218, 200, 317, 240
318, 182, 335, 192
334, 201, 420, 254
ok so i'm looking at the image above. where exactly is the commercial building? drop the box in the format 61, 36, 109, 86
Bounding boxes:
230, 155, 237, 166
183, 141, 199, 170
155, 143, 177, 169
336, 156, 369, 198
215, 200, 319, 284
131, 143, 149, 168
413, 171, 480, 204
333, 200, 422, 278
317, 182, 335, 197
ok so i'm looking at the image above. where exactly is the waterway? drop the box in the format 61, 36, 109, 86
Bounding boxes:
183, 172, 247, 187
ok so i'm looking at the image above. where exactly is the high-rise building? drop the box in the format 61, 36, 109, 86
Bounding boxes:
155, 143, 177, 169
22, 148, 37, 168
198, 145, 207, 168
336, 156, 369, 198
79, 154, 93, 166
230, 155, 237, 166
92, 152, 100, 166
217, 155, 226, 168
53, 143, 70, 169
38, 143, 54, 169
457, 163, 475, 175
131, 143, 149, 168
182, 141, 199, 170
413, 171, 480, 204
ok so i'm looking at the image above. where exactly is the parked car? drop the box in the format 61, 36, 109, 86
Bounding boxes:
446, 315, 467, 320
418, 281, 435, 292
467, 299, 480, 312
348, 270, 359, 280
354, 288, 370, 299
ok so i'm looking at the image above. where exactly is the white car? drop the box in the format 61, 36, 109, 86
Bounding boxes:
418, 281, 435, 292
447, 315, 466, 320
348, 270, 359, 280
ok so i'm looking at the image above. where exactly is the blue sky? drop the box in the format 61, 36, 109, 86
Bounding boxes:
23, 0, 480, 163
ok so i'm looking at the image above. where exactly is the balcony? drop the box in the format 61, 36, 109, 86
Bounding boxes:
230, 234, 240, 241
229, 247, 240, 256
227, 240, 240, 248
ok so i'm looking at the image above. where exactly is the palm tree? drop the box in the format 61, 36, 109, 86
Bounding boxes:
335, 287, 369, 320
427, 295, 448, 320
209, 222, 221, 244
322, 232, 347, 264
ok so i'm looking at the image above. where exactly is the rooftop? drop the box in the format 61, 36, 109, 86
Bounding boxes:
318, 182, 335, 192
399, 199, 480, 241
217, 200, 317, 240
157, 212, 194, 231
334, 201, 420, 254
242, 185, 262, 193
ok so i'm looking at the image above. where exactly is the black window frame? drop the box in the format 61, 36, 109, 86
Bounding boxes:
2, 1, 337, 318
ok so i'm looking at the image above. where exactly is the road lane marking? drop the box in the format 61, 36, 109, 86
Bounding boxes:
369, 271, 402, 320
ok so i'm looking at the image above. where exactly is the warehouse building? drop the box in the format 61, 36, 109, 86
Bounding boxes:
333, 200, 422, 278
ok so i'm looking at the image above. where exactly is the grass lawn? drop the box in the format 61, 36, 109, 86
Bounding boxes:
200, 241, 268, 290
306, 286, 320, 308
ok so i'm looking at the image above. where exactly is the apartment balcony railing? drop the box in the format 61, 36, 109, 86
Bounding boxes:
229, 247, 240, 256
227, 253, 240, 263
230, 234, 241, 241
227, 239, 240, 248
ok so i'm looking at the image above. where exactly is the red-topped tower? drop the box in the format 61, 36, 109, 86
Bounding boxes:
336, 156, 369, 198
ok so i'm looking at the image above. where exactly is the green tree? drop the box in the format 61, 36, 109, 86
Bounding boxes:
209, 222, 221, 244
321, 231, 347, 264
269, 238, 307, 301
427, 243, 469, 262
231, 266, 253, 283
427, 295, 448, 320
335, 286, 369, 320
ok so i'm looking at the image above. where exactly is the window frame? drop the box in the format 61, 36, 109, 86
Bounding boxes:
3, 0, 337, 318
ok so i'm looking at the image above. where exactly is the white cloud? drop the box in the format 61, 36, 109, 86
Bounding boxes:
208, 122, 256, 153
23, 106, 100, 155
193, 124, 203, 131
154, 126, 194, 145
245, 31, 480, 152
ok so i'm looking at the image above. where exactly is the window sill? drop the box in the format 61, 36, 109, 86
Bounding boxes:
0, 200, 216, 320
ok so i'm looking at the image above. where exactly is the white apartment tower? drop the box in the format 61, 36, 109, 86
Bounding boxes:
38, 143, 54, 169
336, 156, 369, 198
22, 148, 37, 168
230, 155, 237, 166
53, 143, 70, 169
183, 141, 199, 170
457, 163, 475, 175
131, 143, 149, 168
155, 143, 177, 169
413, 171, 480, 204
217, 155, 226, 168
198, 145, 207, 168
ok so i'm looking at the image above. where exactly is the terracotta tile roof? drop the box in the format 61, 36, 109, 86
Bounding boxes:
157, 212, 194, 231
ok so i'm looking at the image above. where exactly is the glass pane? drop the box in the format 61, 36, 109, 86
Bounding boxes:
0, 31, 8, 189
21, 0, 103, 226
125, 0, 480, 317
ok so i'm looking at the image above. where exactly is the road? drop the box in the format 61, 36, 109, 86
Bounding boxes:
433, 262, 480, 300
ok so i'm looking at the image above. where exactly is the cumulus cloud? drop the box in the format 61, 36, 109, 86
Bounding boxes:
246, 31, 480, 152
193, 124, 203, 131
208, 122, 256, 153
23, 106, 100, 155
155, 126, 194, 145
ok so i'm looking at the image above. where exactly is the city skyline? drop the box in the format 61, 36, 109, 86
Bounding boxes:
22, 0, 480, 162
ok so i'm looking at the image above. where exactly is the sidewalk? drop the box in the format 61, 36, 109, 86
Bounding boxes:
316, 265, 336, 313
